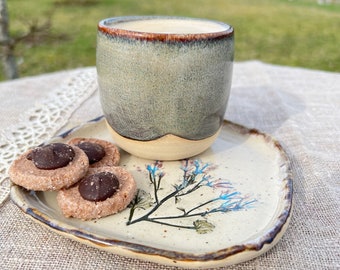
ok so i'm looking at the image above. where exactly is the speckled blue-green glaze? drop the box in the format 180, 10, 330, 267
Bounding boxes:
97, 16, 234, 141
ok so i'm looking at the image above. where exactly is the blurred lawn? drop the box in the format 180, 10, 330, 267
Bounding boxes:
4, 0, 340, 80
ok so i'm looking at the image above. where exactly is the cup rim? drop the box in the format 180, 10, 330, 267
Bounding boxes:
98, 16, 234, 42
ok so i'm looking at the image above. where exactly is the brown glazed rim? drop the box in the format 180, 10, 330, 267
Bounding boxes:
98, 16, 234, 42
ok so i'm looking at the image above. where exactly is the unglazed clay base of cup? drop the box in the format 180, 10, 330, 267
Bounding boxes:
105, 121, 221, 160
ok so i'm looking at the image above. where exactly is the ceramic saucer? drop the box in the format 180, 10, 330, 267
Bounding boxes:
10, 116, 292, 269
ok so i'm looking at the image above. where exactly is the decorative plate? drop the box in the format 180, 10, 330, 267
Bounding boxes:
10, 116, 293, 269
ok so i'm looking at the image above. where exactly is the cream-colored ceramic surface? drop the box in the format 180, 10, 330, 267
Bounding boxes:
106, 120, 222, 160
111, 18, 229, 34
10, 117, 292, 269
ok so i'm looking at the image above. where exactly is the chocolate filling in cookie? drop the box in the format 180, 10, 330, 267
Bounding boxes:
75, 142, 105, 164
68, 138, 120, 168
79, 172, 119, 202
27, 143, 75, 170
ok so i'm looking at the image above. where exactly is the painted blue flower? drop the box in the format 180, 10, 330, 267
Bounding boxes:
193, 160, 210, 175
146, 164, 158, 176
216, 193, 256, 212
219, 191, 240, 200
147, 161, 164, 178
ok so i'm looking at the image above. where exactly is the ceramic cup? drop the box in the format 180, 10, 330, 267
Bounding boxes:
97, 16, 234, 160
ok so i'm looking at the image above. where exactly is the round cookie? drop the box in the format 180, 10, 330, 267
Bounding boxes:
68, 137, 120, 168
57, 166, 137, 220
9, 143, 89, 191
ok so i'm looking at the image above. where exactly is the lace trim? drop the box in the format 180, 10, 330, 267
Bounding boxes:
0, 68, 97, 206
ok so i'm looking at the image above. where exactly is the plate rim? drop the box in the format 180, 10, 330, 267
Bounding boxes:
10, 116, 293, 268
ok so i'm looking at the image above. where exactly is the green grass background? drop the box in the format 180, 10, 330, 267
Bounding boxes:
4, 0, 340, 80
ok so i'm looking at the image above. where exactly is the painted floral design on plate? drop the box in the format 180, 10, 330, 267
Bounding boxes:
128, 159, 256, 234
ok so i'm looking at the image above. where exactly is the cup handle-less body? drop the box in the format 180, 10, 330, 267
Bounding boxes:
97, 16, 234, 160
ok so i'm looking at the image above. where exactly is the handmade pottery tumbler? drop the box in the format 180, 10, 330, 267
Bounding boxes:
97, 16, 234, 160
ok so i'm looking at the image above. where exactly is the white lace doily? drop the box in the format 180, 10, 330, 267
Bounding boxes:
0, 68, 97, 206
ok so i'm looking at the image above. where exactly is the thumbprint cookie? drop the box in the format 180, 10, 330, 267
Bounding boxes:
9, 143, 89, 191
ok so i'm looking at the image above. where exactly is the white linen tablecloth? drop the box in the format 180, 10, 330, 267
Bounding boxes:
0, 61, 339, 269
